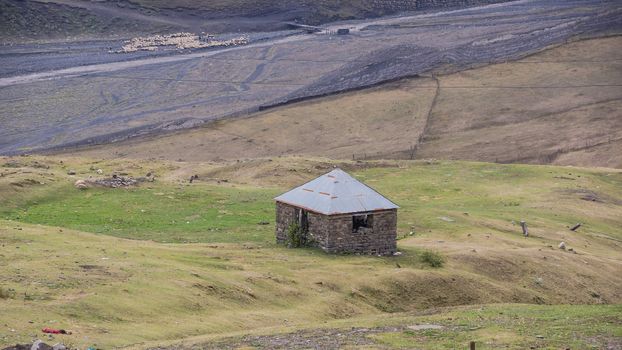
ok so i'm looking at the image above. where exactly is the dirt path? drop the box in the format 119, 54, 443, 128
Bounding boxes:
151, 326, 409, 350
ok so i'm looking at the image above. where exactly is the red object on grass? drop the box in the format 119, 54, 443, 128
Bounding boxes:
42, 327, 68, 334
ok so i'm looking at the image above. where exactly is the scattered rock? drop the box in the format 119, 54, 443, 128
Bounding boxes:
2, 344, 30, 350
51, 344, 66, 350
257, 221, 270, 225
66, 170, 76, 175
89, 176, 146, 188
31, 161, 49, 169
580, 193, 601, 202
438, 216, 454, 222
392, 251, 402, 256
96, 169, 103, 175
407, 324, 444, 331
30, 340, 53, 350
558, 242, 566, 250
74, 180, 88, 190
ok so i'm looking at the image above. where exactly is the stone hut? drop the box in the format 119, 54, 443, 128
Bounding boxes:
275, 169, 398, 255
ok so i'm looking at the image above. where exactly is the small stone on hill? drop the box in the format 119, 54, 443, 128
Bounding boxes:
74, 180, 88, 190
408, 324, 444, 330
558, 242, 566, 250
30, 340, 53, 350
2, 344, 30, 350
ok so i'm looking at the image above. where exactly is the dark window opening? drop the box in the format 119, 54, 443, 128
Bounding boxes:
352, 214, 373, 233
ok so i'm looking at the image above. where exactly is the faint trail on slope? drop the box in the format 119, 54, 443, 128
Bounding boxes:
407, 75, 440, 160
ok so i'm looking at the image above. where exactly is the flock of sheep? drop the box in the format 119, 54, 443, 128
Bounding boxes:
117, 32, 249, 53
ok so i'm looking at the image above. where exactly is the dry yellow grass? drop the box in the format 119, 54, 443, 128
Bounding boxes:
2, 155, 622, 348
417, 36, 622, 167
66, 78, 434, 162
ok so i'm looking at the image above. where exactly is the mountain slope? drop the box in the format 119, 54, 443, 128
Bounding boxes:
64, 36, 622, 168
0, 0, 512, 42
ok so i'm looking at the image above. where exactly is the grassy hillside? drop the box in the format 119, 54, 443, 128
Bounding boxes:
68, 36, 622, 168
1, 155, 621, 348
153, 304, 622, 349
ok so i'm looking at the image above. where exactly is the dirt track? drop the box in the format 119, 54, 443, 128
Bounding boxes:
0, 0, 621, 154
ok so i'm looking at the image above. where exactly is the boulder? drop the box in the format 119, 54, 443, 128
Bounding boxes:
74, 180, 88, 190
30, 340, 53, 350
558, 241, 566, 250
2, 344, 30, 350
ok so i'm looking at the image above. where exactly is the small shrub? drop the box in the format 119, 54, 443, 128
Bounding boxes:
420, 250, 444, 268
0, 287, 16, 299
287, 222, 304, 248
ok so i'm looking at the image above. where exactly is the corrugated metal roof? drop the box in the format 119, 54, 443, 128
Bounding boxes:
274, 168, 399, 215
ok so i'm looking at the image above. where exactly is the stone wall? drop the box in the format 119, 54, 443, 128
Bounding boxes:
324, 209, 397, 255
275, 202, 330, 247
276, 201, 397, 255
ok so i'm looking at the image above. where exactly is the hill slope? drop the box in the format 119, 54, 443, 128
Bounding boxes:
1, 155, 621, 348
0, 0, 511, 42
66, 36, 622, 168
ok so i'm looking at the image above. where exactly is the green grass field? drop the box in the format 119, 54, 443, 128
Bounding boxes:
3, 183, 277, 243
4, 159, 621, 244
367, 304, 622, 349
1, 156, 621, 348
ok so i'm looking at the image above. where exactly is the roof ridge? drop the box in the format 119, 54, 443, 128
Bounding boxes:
274, 168, 398, 215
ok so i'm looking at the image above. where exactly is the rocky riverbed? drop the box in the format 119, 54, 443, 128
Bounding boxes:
0, 0, 620, 155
